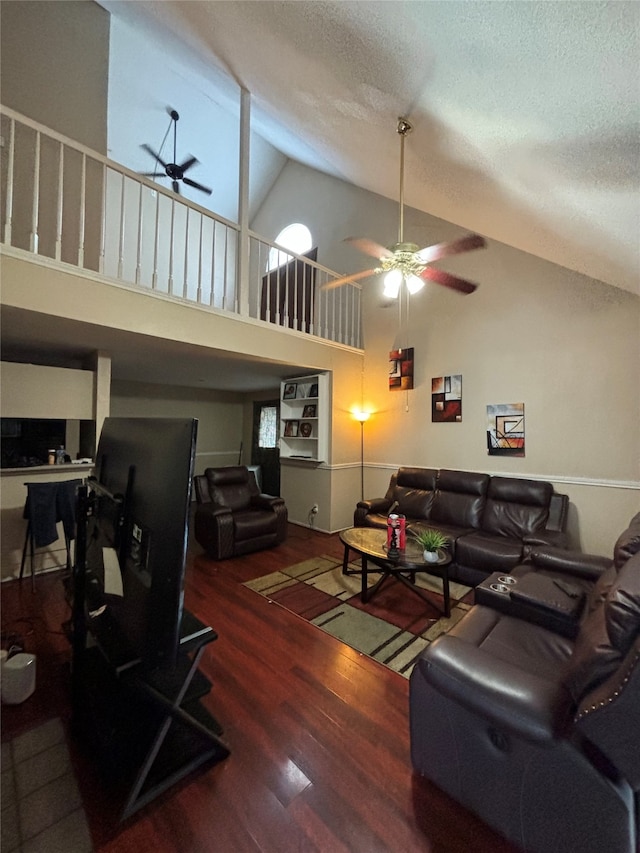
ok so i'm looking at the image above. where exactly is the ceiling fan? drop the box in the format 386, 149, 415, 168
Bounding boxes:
322, 117, 485, 297
141, 109, 212, 196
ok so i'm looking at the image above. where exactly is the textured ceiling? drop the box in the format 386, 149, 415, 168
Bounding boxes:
100, 0, 639, 294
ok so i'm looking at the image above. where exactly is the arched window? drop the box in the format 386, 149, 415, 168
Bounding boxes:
267, 223, 312, 271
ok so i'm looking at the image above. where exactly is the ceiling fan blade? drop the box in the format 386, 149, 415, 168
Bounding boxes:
420, 266, 478, 295
320, 268, 377, 291
172, 180, 181, 194
178, 155, 198, 173
140, 171, 167, 178
345, 236, 393, 260
415, 234, 486, 264
182, 177, 212, 195
141, 143, 168, 169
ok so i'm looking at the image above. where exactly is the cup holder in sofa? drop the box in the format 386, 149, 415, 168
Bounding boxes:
489, 582, 512, 594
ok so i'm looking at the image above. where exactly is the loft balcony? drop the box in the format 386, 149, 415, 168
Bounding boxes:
1, 106, 363, 350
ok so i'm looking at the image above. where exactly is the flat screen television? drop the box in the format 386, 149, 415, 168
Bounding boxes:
82, 416, 198, 669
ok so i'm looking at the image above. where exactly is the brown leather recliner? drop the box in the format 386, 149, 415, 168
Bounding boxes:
410, 512, 640, 853
193, 466, 287, 559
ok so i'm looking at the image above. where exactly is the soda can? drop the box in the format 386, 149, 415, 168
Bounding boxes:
387, 513, 406, 551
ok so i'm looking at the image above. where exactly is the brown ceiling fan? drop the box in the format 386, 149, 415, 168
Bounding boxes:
322, 117, 486, 297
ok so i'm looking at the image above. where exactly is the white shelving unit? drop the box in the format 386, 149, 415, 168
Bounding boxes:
280, 372, 330, 463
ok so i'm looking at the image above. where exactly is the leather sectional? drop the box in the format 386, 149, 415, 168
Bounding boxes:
409, 512, 640, 853
354, 467, 569, 585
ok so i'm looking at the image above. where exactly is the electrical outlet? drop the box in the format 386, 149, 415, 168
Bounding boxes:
311, 504, 318, 514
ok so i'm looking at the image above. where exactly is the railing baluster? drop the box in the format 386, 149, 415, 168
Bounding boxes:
135, 181, 143, 284
209, 220, 216, 306
197, 213, 204, 304
3, 117, 15, 245
168, 197, 175, 294
222, 226, 229, 311
31, 131, 40, 254
98, 163, 106, 275
55, 142, 64, 261
152, 189, 160, 290
78, 152, 86, 268
117, 173, 126, 280
183, 207, 190, 299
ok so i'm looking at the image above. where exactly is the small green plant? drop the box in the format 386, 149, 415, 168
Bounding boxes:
411, 528, 449, 553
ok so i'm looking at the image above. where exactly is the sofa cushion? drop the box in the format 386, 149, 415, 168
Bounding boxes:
481, 476, 552, 539
563, 605, 619, 703
394, 485, 434, 519
613, 511, 640, 569
430, 469, 489, 528
205, 467, 252, 512
456, 530, 524, 572
605, 551, 640, 655
564, 552, 640, 702
233, 509, 278, 541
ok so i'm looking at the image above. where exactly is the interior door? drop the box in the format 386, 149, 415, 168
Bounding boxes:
251, 400, 280, 496
260, 248, 317, 332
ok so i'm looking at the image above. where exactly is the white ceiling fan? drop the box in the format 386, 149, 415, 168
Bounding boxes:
323, 117, 486, 297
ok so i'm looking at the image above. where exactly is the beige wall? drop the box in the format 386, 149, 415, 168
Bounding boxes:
0, 0, 109, 152
110, 380, 247, 475
253, 160, 640, 554
1, 362, 95, 420
0, 359, 104, 580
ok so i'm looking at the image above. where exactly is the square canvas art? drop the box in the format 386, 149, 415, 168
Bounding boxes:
432, 375, 462, 422
487, 403, 525, 456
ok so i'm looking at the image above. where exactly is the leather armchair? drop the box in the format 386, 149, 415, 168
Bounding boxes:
409, 513, 640, 853
193, 466, 287, 559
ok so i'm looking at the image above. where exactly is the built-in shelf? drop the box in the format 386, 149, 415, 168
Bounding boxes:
280, 373, 330, 463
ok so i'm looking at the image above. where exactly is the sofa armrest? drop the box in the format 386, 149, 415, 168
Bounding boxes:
420, 635, 572, 743
529, 546, 610, 581
196, 502, 232, 520
356, 497, 391, 515
523, 529, 569, 550
251, 494, 285, 511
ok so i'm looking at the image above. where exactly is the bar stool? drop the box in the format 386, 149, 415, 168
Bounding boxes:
20, 479, 82, 592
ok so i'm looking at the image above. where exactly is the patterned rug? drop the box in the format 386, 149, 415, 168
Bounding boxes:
243, 554, 474, 678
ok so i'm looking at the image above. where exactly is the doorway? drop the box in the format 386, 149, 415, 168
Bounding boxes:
251, 400, 280, 496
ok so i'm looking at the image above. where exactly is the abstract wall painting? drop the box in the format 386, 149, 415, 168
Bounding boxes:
487, 403, 525, 457
432, 374, 462, 422
389, 347, 414, 391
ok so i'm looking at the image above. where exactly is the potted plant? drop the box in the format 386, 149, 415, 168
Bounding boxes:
411, 528, 449, 563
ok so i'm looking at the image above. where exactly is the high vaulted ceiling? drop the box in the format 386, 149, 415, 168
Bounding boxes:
100, 0, 639, 294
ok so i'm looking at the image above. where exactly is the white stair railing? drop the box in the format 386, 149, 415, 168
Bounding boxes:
0, 106, 362, 348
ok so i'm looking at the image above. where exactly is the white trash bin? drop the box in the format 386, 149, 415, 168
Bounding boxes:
1, 652, 36, 704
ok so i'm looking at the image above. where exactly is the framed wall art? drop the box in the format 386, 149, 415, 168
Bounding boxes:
389, 347, 414, 391
432, 374, 462, 422
486, 403, 525, 457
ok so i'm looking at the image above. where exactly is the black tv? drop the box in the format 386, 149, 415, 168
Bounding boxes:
83, 416, 198, 669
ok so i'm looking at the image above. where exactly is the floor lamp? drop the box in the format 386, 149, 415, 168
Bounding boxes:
353, 411, 370, 501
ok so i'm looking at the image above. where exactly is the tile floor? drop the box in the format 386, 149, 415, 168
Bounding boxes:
1, 717, 92, 853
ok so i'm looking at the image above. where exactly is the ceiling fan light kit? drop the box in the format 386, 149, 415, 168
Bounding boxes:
323, 116, 486, 298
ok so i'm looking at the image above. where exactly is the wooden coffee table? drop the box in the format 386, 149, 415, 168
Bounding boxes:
339, 527, 453, 617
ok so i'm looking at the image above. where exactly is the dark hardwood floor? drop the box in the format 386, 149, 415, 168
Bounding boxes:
1, 523, 518, 853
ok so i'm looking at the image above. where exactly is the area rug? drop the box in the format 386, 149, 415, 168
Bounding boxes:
243, 555, 474, 678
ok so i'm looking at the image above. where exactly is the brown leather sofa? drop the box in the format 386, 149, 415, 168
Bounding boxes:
193, 466, 287, 559
354, 467, 569, 585
409, 512, 640, 853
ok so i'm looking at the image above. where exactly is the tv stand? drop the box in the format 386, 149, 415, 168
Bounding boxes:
70, 485, 229, 821
72, 610, 229, 820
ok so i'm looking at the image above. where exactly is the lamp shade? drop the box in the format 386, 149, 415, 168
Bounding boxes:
383, 269, 402, 298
